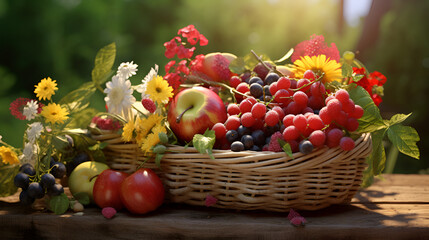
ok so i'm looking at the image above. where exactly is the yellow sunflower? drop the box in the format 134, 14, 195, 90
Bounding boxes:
145, 76, 173, 104
41, 103, 69, 124
140, 132, 160, 154
293, 55, 342, 84
152, 123, 167, 137
122, 117, 135, 142
0, 146, 19, 165
34, 77, 58, 101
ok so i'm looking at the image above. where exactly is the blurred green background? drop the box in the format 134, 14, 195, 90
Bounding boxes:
0, 0, 428, 174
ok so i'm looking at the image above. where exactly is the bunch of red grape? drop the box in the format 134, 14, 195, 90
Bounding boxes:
212, 66, 364, 154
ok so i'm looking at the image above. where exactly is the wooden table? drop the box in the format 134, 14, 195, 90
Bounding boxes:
1, 174, 428, 239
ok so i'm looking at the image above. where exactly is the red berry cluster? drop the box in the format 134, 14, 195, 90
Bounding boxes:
212, 68, 364, 154
92, 116, 121, 131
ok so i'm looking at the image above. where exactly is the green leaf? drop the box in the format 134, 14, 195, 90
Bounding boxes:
66, 107, 99, 129
229, 57, 247, 74
92, 42, 116, 87
73, 192, 91, 205
192, 129, 216, 159
49, 193, 70, 215
274, 48, 294, 63
360, 166, 374, 188
59, 82, 96, 114
0, 164, 19, 197
155, 153, 164, 168
352, 74, 364, 82
348, 85, 385, 132
342, 62, 353, 78
385, 113, 412, 127
277, 139, 293, 158
52, 135, 69, 151
387, 125, 420, 159
369, 129, 387, 175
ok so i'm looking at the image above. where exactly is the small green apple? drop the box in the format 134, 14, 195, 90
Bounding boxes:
68, 161, 109, 202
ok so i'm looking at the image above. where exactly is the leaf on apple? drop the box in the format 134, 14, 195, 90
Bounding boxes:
192, 129, 216, 160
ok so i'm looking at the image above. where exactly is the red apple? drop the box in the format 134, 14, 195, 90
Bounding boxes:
167, 86, 228, 142
202, 52, 237, 82
120, 168, 164, 214
93, 169, 129, 210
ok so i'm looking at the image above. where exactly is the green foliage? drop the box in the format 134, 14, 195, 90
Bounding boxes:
49, 193, 70, 215
192, 129, 216, 160
0, 164, 19, 197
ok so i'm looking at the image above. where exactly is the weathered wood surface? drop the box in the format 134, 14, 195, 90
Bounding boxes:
1, 174, 428, 239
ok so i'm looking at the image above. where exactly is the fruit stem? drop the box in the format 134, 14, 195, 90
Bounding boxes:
89, 174, 99, 182
250, 50, 285, 77
176, 105, 193, 123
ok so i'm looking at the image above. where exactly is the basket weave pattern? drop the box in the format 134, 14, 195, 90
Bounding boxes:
92, 131, 371, 212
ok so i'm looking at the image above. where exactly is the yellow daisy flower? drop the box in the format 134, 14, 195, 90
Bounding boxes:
0, 146, 19, 165
34, 77, 58, 101
140, 133, 160, 154
144, 76, 173, 104
152, 123, 167, 137
41, 103, 69, 124
293, 55, 342, 84
122, 117, 135, 142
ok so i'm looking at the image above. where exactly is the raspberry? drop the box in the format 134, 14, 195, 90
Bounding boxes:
224, 116, 241, 130
309, 130, 326, 147
326, 128, 344, 148
283, 125, 300, 141
227, 103, 240, 116
346, 118, 359, 132
267, 131, 284, 152
229, 76, 242, 88
277, 76, 291, 90
297, 78, 311, 92
340, 137, 355, 151
212, 123, 227, 139
272, 106, 285, 120
350, 105, 364, 119
326, 99, 342, 118
251, 103, 267, 119
264, 110, 279, 127
335, 89, 350, 104
308, 115, 325, 130
303, 70, 316, 81
319, 107, 331, 125
283, 114, 295, 127
239, 99, 253, 113
269, 82, 278, 96
241, 112, 255, 127
287, 140, 299, 153
293, 114, 307, 133
102, 207, 117, 219
274, 89, 290, 104
293, 91, 308, 107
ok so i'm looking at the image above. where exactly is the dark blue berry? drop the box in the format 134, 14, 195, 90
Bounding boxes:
240, 135, 254, 150
264, 72, 280, 85
27, 182, 45, 199
47, 183, 64, 196
248, 76, 264, 86
230, 141, 245, 152
263, 85, 271, 96
19, 190, 35, 205
40, 173, 56, 189
14, 172, 30, 189
237, 125, 251, 138
251, 130, 265, 146
226, 130, 239, 143
249, 83, 264, 98
299, 140, 314, 154
19, 163, 35, 176
51, 162, 66, 179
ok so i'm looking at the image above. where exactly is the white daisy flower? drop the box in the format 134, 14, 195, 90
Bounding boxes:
23, 100, 39, 121
104, 75, 136, 119
136, 64, 159, 99
117, 61, 138, 79
26, 122, 44, 143
20, 142, 37, 165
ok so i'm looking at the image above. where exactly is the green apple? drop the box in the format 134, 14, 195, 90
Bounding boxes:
68, 161, 109, 202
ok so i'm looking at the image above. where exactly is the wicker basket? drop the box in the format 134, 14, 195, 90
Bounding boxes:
91, 130, 372, 212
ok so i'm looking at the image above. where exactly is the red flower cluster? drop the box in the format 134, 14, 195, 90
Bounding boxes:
352, 68, 387, 106
291, 34, 340, 63
9, 98, 43, 120
163, 25, 208, 94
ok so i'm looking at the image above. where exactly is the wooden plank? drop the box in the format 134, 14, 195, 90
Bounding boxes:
1, 174, 429, 239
